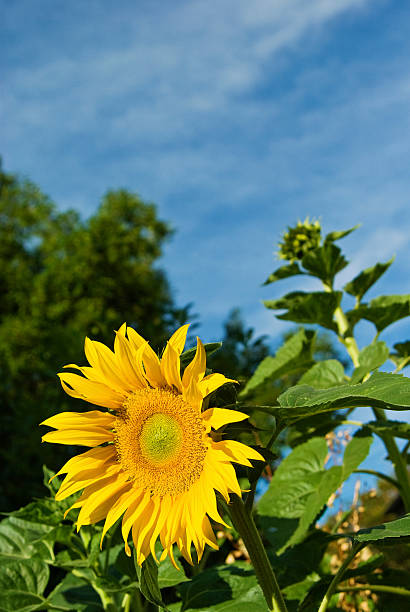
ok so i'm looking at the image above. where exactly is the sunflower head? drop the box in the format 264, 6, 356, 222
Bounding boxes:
41, 324, 264, 567
278, 217, 322, 262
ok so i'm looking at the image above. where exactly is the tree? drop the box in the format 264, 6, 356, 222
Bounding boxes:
0, 164, 187, 510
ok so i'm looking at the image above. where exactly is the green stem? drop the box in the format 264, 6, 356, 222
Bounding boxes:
372, 407, 410, 512
333, 306, 360, 367
318, 542, 364, 612
352, 469, 401, 490
226, 495, 288, 612
337, 584, 410, 597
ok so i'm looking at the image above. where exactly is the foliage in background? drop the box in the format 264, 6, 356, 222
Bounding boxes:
0, 164, 192, 511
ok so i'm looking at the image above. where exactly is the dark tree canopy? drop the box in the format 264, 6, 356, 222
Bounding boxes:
0, 165, 187, 510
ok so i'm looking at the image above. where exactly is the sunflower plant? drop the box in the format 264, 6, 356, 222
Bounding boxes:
1, 221, 410, 612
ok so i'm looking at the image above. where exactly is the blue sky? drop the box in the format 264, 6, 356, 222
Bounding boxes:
2, 0, 410, 351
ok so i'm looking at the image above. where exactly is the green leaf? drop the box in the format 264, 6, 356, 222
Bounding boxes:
263, 262, 304, 285
241, 328, 315, 395
276, 372, 410, 422
393, 341, 410, 359
301, 243, 348, 286
344, 257, 394, 301
135, 553, 169, 610
351, 341, 390, 384
366, 420, 410, 440
46, 573, 102, 611
297, 360, 345, 389
353, 514, 410, 543
346, 294, 410, 333
264, 291, 342, 331
258, 437, 328, 519
180, 342, 221, 367
178, 563, 266, 611
259, 431, 373, 551
390, 341, 410, 370
158, 557, 190, 589
324, 225, 360, 243
0, 558, 49, 612
0, 516, 54, 563
341, 428, 374, 480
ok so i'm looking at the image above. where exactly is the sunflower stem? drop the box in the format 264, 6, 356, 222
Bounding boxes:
226, 495, 288, 612
317, 542, 365, 612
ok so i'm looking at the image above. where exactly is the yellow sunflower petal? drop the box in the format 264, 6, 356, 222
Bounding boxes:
168, 324, 190, 353
121, 490, 150, 556
198, 373, 237, 398
149, 495, 171, 561
58, 372, 125, 409
84, 337, 130, 393
114, 329, 147, 389
201, 407, 248, 430
126, 326, 165, 387
55, 463, 122, 500
52, 445, 116, 480
161, 341, 182, 390
100, 484, 135, 547
182, 375, 203, 411
212, 439, 265, 466
76, 472, 129, 530
42, 428, 114, 447
182, 337, 206, 388
41, 410, 114, 430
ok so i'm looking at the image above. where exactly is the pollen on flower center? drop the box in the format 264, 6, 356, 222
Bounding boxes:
114, 387, 208, 496
140, 413, 182, 464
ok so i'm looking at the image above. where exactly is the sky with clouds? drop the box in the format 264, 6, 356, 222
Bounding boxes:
2, 0, 410, 353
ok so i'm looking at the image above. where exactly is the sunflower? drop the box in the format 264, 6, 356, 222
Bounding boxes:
41, 324, 264, 567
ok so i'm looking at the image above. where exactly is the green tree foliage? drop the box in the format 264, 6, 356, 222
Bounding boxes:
0, 165, 187, 510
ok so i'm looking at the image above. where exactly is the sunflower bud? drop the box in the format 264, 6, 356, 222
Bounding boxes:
277, 218, 321, 262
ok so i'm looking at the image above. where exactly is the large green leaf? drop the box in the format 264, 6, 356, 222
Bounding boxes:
46, 573, 102, 611
264, 291, 342, 331
241, 328, 315, 396
297, 360, 345, 389
353, 514, 410, 543
301, 243, 348, 286
258, 438, 328, 520
178, 563, 266, 611
276, 372, 410, 422
346, 294, 410, 332
263, 262, 305, 285
344, 258, 394, 301
0, 516, 54, 563
259, 431, 373, 551
0, 558, 49, 612
350, 341, 389, 384
158, 557, 190, 589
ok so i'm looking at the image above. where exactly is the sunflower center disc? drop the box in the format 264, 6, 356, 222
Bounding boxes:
139, 413, 182, 465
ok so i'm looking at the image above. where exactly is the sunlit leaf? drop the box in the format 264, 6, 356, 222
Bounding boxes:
264, 291, 342, 331
241, 328, 315, 396
344, 257, 394, 301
